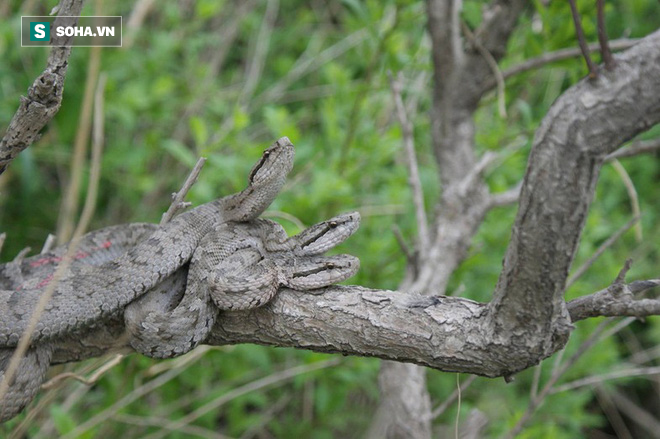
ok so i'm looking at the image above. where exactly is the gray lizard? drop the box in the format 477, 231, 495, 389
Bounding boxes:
0, 137, 294, 347
125, 213, 360, 358
0, 137, 295, 422
0, 137, 361, 422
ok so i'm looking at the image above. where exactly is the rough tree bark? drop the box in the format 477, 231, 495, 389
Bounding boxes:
23, 24, 658, 433
0, 0, 84, 174
369, 1, 527, 436
2, 3, 660, 435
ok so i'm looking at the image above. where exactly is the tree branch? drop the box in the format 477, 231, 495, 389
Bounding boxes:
0, 0, 84, 175
487, 29, 660, 361
482, 39, 639, 92
388, 71, 430, 258
568, 279, 660, 322
605, 137, 660, 161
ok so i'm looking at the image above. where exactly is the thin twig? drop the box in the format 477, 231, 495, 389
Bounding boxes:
605, 138, 660, 161
431, 375, 476, 419
262, 210, 306, 231
239, 0, 279, 107
611, 160, 643, 242
486, 39, 639, 92
461, 20, 506, 117
258, 29, 368, 104
530, 364, 542, 401
114, 414, 224, 439
71, 73, 106, 240
552, 366, 660, 394
40, 234, 56, 254
454, 374, 461, 439
387, 71, 429, 257
12, 247, 31, 263
454, 151, 498, 199
240, 394, 292, 439
160, 157, 206, 225
392, 224, 415, 265
56, 1, 103, 243
567, 0, 597, 78
609, 388, 660, 435
41, 354, 124, 389
596, 0, 615, 70
594, 386, 633, 439
504, 317, 634, 438
123, 0, 156, 48
144, 345, 216, 376
566, 216, 640, 288
141, 358, 342, 439
487, 183, 521, 209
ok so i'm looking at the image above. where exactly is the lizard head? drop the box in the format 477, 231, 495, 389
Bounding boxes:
282, 254, 360, 291
247, 136, 295, 189
295, 211, 361, 256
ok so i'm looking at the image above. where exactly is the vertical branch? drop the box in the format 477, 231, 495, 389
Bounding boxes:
160, 158, 206, 225
596, 0, 615, 70
56, 39, 102, 243
73, 73, 107, 239
568, 0, 597, 77
387, 72, 430, 257
239, 0, 279, 107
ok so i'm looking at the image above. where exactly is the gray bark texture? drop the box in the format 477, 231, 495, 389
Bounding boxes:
2, 2, 660, 435
38, 20, 660, 372
369, 1, 529, 436
0, 0, 84, 175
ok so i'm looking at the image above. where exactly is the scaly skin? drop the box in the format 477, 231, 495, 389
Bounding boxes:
0, 137, 294, 422
0, 137, 294, 347
126, 213, 360, 359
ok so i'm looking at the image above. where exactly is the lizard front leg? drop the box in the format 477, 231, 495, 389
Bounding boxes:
209, 212, 361, 310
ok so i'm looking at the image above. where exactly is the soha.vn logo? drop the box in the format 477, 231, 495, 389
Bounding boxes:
29, 22, 50, 41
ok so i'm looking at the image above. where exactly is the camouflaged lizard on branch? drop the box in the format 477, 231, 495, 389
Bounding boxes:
0, 137, 361, 422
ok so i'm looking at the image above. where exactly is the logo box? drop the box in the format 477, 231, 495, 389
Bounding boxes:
29, 22, 50, 41
21, 16, 122, 47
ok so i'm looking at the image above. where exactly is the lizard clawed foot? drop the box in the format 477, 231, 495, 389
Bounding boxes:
209, 212, 361, 310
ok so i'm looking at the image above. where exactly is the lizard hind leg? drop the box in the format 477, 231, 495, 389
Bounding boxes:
209, 248, 278, 311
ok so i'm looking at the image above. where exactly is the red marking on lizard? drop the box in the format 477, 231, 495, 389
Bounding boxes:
29, 241, 115, 268
18, 240, 116, 290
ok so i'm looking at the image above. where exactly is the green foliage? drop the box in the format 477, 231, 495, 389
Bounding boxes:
1, 0, 659, 437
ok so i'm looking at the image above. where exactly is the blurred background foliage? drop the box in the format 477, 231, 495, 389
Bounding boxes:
0, 0, 659, 437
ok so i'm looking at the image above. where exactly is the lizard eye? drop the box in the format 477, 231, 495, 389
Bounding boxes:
327, 263, 335, 269
329, 221, 337, 228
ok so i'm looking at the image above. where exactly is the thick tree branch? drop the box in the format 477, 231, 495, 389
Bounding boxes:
488, 29, 660, 359
0, 0, 84, 174
39, 275, 657, 380
45, 286, 502, 377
